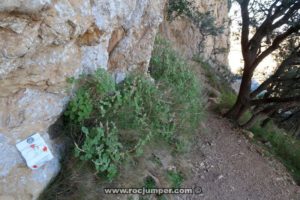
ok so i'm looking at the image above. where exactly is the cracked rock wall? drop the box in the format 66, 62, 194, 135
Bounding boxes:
0, 0, 166, 199
160, 0, 230, 71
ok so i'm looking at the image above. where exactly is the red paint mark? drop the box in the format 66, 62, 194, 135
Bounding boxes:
30, 144, 35, 149
32, 165, 38, 169
42, 146, 48, 152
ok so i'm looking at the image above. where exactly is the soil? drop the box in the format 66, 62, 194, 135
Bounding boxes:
172, 113, 300, 200
170, 62, 300, 200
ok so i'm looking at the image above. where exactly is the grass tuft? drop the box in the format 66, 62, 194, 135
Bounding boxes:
166, 170, 184, 188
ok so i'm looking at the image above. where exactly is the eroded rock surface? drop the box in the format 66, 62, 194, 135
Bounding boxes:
0, 0, 166, 199
159, 0, 230, 75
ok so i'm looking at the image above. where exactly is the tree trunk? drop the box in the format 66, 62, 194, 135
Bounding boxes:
224, 100, 245, 120
225, 67, 252, 121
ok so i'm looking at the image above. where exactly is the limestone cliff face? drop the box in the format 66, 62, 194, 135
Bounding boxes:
159, 0, 230, 70
0, 0, 166, 199
0, 0, 230, 199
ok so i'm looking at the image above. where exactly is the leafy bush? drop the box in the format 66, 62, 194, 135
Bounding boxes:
40, 37, 204, 199
167, 0, 193, 21
64, 71, 174, 179
63, 37, 203, 181
75, 123, 123, 181
64, 88, 93, 123
150, 36, 203, 134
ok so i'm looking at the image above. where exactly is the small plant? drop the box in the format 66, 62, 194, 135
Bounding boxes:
144, 176, 157, 189
167, 0, 193, 21
150, 36, 204, 136
74, 123, 123, 181
64, 88, 93, 123
174, 137, 191, 153
166, 170, 184, 188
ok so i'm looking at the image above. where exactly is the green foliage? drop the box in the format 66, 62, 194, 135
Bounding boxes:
41, 36, 204, 199
64, 69, 116, 124
167, 0, 223, 52
143, 176, 157, 189
63, 37, 204, 181
173, 137, 191, 153
166, 170, 184, 188
115, 75, 175, 142
64, 89, 93, 123
219, 92, 237, 111
75, 123, 123, 181
64, 70, 174, 179
150, 36, 204, 135
193, 55, 220, 89
167, 0, 193, 21
250, 122, 300, 184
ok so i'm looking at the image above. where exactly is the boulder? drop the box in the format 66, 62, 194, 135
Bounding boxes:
0, 0, 166, 198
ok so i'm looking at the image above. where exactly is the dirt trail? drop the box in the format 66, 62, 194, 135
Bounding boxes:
40, 61, 300, 200
175, 113, 300, 200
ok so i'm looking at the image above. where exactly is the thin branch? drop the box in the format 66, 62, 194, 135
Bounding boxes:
239, 0, 251, 60
251, 95, 300, 105
250, 24, 300, 70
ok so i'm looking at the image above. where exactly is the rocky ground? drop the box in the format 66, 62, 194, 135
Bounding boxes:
172, 113, 300, 200
96, 111, 300, 200
168, 63, 300, 200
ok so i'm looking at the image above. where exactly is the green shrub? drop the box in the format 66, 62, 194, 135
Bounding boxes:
193, 55, 221, 89
150, 36, 203, 135
64, 88, 93, 123
249, 122, 300, 184
64, 69, 175, 180
144, 176, 157, 189
219, 91, 237, 110
166, 170, 184, 188
75, 123, 123, 181
167, 0, 193, 21
63, 37, 204, 181
40, 37, 205, 199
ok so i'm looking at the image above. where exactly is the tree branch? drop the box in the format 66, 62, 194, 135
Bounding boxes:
271, 2, 300, 31
239, 0, 251, 61
250, 24, 300, 70
251, 95, 300, 105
